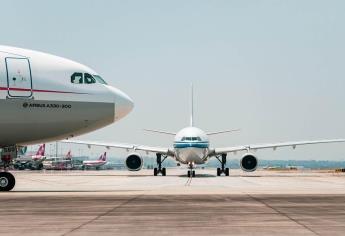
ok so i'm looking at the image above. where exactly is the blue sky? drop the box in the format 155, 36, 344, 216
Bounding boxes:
2, 0, 345, 160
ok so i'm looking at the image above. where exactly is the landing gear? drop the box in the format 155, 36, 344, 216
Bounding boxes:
0, 145, 17, 191
187, 170, 195, 177
154, 153, 167, 176
187, 162, 196, 177
0, 172, 15, 191
216, 154, 230, 176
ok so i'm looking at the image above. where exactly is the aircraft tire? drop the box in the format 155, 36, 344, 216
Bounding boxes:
225, 168, 230, 176
154, 168, 158, 176
192, 170, 195, 177
162, 168, 166, 176
217, 168, 221, 176
187, 170, 191, 178
0, 172, 15, 191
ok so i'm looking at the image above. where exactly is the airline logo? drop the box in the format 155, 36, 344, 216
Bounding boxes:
36, 144, 45, 156
100, 152, 106, 161
32, 144, 45, 160
65, 150, 72, 160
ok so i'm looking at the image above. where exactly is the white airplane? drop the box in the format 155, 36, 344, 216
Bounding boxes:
82, 152, 107, 169
0, 45, 134, 191
64, 85, 345, 177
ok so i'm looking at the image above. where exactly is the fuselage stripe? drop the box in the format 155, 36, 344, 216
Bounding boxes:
0, 87, 88, 94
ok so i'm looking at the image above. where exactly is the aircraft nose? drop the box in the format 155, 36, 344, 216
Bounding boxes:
107, 86, 134, 121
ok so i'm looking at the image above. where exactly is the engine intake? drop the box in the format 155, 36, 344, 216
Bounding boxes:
125, 153, 143, 171
240, 153, 258, 172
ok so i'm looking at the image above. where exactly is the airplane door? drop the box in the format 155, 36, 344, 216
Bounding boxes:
5, 57, 33, 97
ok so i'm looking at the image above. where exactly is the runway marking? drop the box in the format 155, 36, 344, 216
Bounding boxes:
247, 194, 321, 236
61, 194, 144, 236
185, 176, 193, 186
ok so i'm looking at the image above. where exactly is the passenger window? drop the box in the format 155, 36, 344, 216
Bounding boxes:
71, 72, 83, 84
84, 73, 96, 84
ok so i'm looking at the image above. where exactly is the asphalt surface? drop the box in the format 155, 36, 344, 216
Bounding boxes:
1, 169, 344, 236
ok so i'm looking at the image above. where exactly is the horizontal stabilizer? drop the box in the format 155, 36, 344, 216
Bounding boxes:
143, 129, 176, 135
206, 129, 241, 136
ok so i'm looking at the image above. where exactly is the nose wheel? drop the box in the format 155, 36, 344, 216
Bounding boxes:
154, 153, 167, 176
216, 154, 230, 176
187, 163, 196, 177
0, 172, 15, 191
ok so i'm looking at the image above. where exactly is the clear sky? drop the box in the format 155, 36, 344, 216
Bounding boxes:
2, 0, 345, 160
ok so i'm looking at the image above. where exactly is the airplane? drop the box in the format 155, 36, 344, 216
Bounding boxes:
43, 149, 73, 170
13, 144, 46, 170
82, 152, 107, 170
0, 45, 134, 191
64, 85, 345, 177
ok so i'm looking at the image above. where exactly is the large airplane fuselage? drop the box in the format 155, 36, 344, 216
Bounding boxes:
173, 127, 210, 165
0, 46, 133, 146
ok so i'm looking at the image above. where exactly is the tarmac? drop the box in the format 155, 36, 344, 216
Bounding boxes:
1, 169, 345, 235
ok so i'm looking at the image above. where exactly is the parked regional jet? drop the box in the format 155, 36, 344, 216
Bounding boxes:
0, 45, 134, 191
65, 85, 345, 177
83, 152, 107, 169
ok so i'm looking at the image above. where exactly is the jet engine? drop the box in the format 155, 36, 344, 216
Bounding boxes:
125, 153, 143, 171
240, 153, 258, 172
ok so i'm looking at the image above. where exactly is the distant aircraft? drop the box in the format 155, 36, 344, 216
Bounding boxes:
83, 152, 107, 169
0, 46, 133, 191
13, 144, 46, 170
65, 85, 345, 177
43, 149, 74, 170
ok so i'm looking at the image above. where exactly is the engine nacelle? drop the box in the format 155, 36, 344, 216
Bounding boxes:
240, 153, 258, 172
125, 153, 143, 171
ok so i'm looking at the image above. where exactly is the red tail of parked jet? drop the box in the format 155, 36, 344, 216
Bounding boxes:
35, 144, 45, 156
65, 150, 72, 160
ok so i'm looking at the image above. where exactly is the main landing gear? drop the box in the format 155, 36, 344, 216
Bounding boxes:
154, 153, 167, 176
216, 154, 229, 176
0, 147, 16, 191
0, 172, 15, 191
187, 162, 195, 177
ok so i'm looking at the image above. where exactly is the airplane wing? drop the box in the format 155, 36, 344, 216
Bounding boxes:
61, 140, 173, 156
210, 139, 345, 156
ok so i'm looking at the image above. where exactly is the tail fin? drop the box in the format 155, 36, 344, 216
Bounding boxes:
98, 152, 107, 161
36, 144, 45, 156
190, 83, 194, 127
66, 150, 72, 159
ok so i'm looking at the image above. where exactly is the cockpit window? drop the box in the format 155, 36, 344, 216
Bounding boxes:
71, 72, 83, 84
181, 137, 201, 141
84, 73, 96, 84
93, 75, 108, 85
71, 73, 106, 85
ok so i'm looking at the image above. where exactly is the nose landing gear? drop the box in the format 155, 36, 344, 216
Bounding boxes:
154, 153, 167, 176
187, 162, 195, 177
216, 154, 230, 176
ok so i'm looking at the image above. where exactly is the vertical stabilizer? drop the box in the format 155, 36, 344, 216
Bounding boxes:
190, 83, 194, 127
36, 144, 45, 156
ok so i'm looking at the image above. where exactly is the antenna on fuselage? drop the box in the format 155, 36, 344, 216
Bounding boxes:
190, 83, 194, 127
